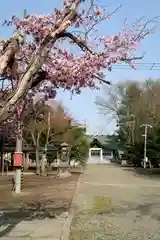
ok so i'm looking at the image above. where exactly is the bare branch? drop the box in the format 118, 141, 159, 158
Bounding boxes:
93, 74, 111, 85
85, 4, 123, 39
135, 17, 159, 40
61, 31, 94, 54
0, 77, 6, 81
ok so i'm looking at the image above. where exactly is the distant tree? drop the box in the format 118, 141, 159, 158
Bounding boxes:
96, 79, 160, 166
62, 126, 89, 166
24, 100, 71, 175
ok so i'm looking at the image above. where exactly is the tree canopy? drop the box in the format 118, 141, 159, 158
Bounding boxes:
96, 79, 160, 166
0, 0, 156, 122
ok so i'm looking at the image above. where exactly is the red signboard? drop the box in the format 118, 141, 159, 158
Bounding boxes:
13, 152, 23, 167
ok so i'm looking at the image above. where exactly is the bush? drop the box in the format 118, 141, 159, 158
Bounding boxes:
70, 137, 89, 167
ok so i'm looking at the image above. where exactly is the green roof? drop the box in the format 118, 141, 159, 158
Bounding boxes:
87, 135, 108, 146
87, 134, 120, 150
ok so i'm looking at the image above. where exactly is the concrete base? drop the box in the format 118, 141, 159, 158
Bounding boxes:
58, 171, 71, 178
104, 160, 111, 164
121, 160, 127, 166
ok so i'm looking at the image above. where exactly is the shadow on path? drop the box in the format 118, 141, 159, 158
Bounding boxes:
0, 200, 68, 237
111, 200, 160, 222
122, 167, 160, 179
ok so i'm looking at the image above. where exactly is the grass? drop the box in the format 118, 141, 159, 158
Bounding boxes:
93, 196, 112, 214
69, 196, 113, 240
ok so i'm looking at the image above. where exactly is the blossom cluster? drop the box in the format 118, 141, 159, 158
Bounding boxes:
0, 0, 151, 111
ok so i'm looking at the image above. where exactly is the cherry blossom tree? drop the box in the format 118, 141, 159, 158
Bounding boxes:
0, 0, 156, 124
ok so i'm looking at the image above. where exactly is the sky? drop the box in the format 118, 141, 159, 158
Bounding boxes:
0, 0, 160, 135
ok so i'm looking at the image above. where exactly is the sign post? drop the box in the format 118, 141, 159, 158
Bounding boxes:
21, 165, 24, 190
13, 152, 23, 194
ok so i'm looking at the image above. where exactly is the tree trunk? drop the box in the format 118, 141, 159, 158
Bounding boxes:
14, 122, 23, 193
0, 9, 27, 75
0, 33, 24, 75
6, 162, 8, 176
26, 153, 30, 169
16, 123, 23, 153
23, 153, 29, 171
41, 153, 47, 176
0, 21, 72, 123
0, 151, 4, 176
0, 1, 81, 123
35, 146, 40, 175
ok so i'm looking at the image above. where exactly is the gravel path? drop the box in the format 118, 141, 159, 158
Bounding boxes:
70, 165, 160, 240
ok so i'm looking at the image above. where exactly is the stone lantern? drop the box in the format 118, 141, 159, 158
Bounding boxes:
58, 142, 71, 178
60, 142, 69, 162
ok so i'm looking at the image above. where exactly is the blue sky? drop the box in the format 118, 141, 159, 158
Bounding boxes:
1, 0, 160, 135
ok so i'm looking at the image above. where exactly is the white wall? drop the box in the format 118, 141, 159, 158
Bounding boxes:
88, 148, 112, 164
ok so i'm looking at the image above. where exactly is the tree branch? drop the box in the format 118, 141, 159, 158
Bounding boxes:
45, 111, 51, 150
84, 4, 123, 39
30, 129, 36, 146
93, 74, 111, 85
0, 1, 82, 123
62, 32, 145, 64
61, 31, 94, 54
0, 23, 69, 122
0, 10, 28, 75
31, 70, 48, 89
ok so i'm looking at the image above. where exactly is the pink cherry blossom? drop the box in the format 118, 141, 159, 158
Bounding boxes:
0, 0, 155, 122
